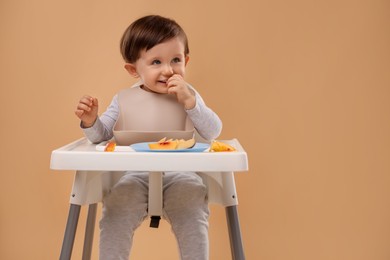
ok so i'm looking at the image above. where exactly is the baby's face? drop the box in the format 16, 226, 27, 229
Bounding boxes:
133, 37, 188, 94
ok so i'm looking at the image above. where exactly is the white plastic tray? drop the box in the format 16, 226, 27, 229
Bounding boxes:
50, 138, 249, 172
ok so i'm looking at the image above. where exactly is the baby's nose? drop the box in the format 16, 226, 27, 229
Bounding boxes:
162, 64, 174, 75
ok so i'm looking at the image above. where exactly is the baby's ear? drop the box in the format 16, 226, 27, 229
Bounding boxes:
124, 63, 139, 78
185, 56, 190, 66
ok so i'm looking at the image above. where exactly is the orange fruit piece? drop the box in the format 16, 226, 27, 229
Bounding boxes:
104, 141, 116, 152
210, 140, 236, 152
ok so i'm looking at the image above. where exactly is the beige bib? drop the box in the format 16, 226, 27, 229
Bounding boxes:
113, 86, 194, 145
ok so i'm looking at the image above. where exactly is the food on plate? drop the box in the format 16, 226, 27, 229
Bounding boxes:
176, 138, 196, 149
148, 137, 196, 150
104, 141, 116, 152
148, 138, 177, 150
210, 140, 236, 152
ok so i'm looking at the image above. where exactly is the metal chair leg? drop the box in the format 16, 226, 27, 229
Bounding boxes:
148, 172, 163, 228
82, 203, 97, 260
226, 205, 245, 260
60, 204, 81, 260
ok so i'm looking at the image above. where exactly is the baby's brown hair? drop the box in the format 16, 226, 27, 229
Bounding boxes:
120, 15, 189, 63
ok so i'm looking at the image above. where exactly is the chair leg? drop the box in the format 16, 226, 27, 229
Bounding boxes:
60, 204, 81, 260
82, 203, 98, 260
226, 205, 245, 260
148, 172, 163, 228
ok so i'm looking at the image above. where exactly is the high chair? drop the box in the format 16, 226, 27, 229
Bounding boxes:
50, 134, 248, 260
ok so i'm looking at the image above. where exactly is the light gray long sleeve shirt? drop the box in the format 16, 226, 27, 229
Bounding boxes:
82, 84, 222, 143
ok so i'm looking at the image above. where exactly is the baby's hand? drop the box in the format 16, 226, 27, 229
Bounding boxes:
75, 95, 99, 128
167, 75, 195, 110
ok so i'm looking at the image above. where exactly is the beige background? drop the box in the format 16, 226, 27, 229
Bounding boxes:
1, 0, 390, 259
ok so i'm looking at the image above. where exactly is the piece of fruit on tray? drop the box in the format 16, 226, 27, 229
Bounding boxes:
104, 141, 116, 152
148, 137, 196, 150
210, 140, 236, 152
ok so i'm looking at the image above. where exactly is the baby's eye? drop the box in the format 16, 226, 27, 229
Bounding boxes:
152, 60, 161, 65
172, 57, 181, 63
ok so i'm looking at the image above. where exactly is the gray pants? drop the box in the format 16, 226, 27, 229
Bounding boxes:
99, 171, 209, 260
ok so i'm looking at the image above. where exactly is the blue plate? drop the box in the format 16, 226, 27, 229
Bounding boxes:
130, 142, 209, 152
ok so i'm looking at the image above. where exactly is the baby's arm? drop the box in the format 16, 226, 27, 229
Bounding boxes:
166, 76, 222, 140
75, 95, 119, 143
167, 74, 196, 110
75, 95, 99, 127
186, 87, 222, 141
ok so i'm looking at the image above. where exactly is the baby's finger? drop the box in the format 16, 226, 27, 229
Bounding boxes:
74, 109, 85, 118
79, 95, 94, 106
167, 76, 180, 85
166, 81, 176, 89
167, 86, 178, 95
167, 76, 181, 85
91, 97, 98, 107
77, 102, 92, 112
168, 74, 183, 81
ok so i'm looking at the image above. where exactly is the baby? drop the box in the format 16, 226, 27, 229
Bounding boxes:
75, 15, 222, 260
